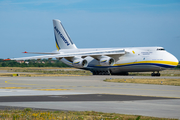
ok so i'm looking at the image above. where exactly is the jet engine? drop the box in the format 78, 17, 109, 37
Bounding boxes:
72, 58, 88, 68
99, 56, 115, 66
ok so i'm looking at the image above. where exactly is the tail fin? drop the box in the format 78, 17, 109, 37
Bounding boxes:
53, 19, 77, 50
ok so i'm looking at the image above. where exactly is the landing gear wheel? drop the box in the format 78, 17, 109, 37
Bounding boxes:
92, 71, 98, 75
151, 73, 155, 76
104, 71, 110, 75
151, 72, 160, 76
94, 71, 97, 75
156, 73, 160, 76
99, 71, 102, 75
106, 71, 110, 75
92, 70, 111, 75
102, 71, 105, 75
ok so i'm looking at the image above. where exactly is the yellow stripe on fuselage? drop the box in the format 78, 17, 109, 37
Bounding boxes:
114, 61, 178, 66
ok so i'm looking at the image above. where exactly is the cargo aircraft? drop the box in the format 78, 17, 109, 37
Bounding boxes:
4, 19, 179, 76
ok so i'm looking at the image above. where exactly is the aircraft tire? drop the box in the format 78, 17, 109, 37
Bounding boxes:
151, 73, 155, 76
92, 70, 111, 75
151, 73, 160, 76
99, 71, 102, 75
102, 71, 104, 75
106, 71, 110, 75
102, 71, 105, 75
156, 73, 161, 76
93, 71, 97, 75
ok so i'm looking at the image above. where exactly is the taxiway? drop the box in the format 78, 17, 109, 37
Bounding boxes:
0, 76, 180, 119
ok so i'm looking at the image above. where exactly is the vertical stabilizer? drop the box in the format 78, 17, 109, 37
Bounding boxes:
53, 19, 77, 50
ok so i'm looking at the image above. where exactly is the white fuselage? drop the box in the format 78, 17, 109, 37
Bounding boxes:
60, 46, 178, 74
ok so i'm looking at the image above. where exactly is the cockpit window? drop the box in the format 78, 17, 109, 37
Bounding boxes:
157, 48, 165, 51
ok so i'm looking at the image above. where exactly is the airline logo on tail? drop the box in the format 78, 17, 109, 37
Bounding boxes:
54, 26, 70, 46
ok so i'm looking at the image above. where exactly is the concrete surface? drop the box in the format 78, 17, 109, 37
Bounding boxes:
0, 76, 180, 119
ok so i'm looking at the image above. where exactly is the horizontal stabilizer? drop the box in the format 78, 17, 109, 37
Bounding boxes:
22, 51, 59, 55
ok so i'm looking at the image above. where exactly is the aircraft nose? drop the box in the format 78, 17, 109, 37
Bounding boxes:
174, 56, 179, 64
165, 52, 179, 67
171, 54, 179, 66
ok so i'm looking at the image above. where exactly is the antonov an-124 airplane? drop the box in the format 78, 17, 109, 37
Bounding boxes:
4, 19, 179, 76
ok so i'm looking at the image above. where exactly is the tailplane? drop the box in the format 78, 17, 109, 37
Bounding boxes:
53, 19, 77, 50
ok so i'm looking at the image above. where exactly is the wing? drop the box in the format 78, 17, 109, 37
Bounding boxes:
4, 49, 125, 61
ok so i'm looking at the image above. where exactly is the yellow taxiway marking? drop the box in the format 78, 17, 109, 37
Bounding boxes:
0, 87, 31, 89
5, 81, 37, 86
35, 89, 72, 91
4, 80, 69, 87
0, 87, 72, 91
4, 80, 180, 92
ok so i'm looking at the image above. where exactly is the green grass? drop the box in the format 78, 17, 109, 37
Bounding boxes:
0, 67, 92, 77
13, 69, 92, 75
0, 108, 177, 120
1, 67, 180, 77
129, 72, 180, 76
104, 78, 180, 86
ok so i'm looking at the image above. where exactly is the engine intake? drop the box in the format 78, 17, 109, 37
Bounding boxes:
99, 56, 115, 66
73, 58, 88, 68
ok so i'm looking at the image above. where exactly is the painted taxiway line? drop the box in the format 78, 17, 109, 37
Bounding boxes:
34, 89, 73, 91
0, 87, 31, 89
4, 80, 180, 93
4, 80, 70, 87
0, 85, 73, 91
5, 80, 37, 86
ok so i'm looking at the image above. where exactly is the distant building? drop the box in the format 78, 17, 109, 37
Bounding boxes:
16, 60, 24, 63
51, 61, 55, 63
35, 61, 41, 63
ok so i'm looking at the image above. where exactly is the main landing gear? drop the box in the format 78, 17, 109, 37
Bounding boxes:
92, 70, 111, 75
151, 71, 160, 76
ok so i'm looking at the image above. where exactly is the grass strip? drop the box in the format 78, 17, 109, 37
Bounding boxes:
0, 73, 85, 77
11, 69, 92, 76
0, 67, 92, 77
1, 67, 180, 76
129, 72, 180, 76
0, 108, 177, 120
104, 78, 180, 86
0, 67, 76, 70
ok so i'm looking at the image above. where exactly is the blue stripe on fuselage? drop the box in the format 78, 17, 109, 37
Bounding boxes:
87, 63, 176, 68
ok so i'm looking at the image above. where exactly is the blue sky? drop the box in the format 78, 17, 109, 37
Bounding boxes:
0, 0, 180, 60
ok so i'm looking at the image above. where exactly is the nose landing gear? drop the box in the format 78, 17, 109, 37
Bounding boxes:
151, 71, 160, 76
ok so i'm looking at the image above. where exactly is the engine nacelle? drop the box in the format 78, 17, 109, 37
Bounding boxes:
99, 56, 115, 66
73, 58, 88, 68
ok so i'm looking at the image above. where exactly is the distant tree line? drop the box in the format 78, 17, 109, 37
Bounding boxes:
0, 59, 179, 68
0, 59, 70, 67
176, 64, 180, 69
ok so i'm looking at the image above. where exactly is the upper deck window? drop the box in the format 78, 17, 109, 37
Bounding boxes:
157, 48, 165, 51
